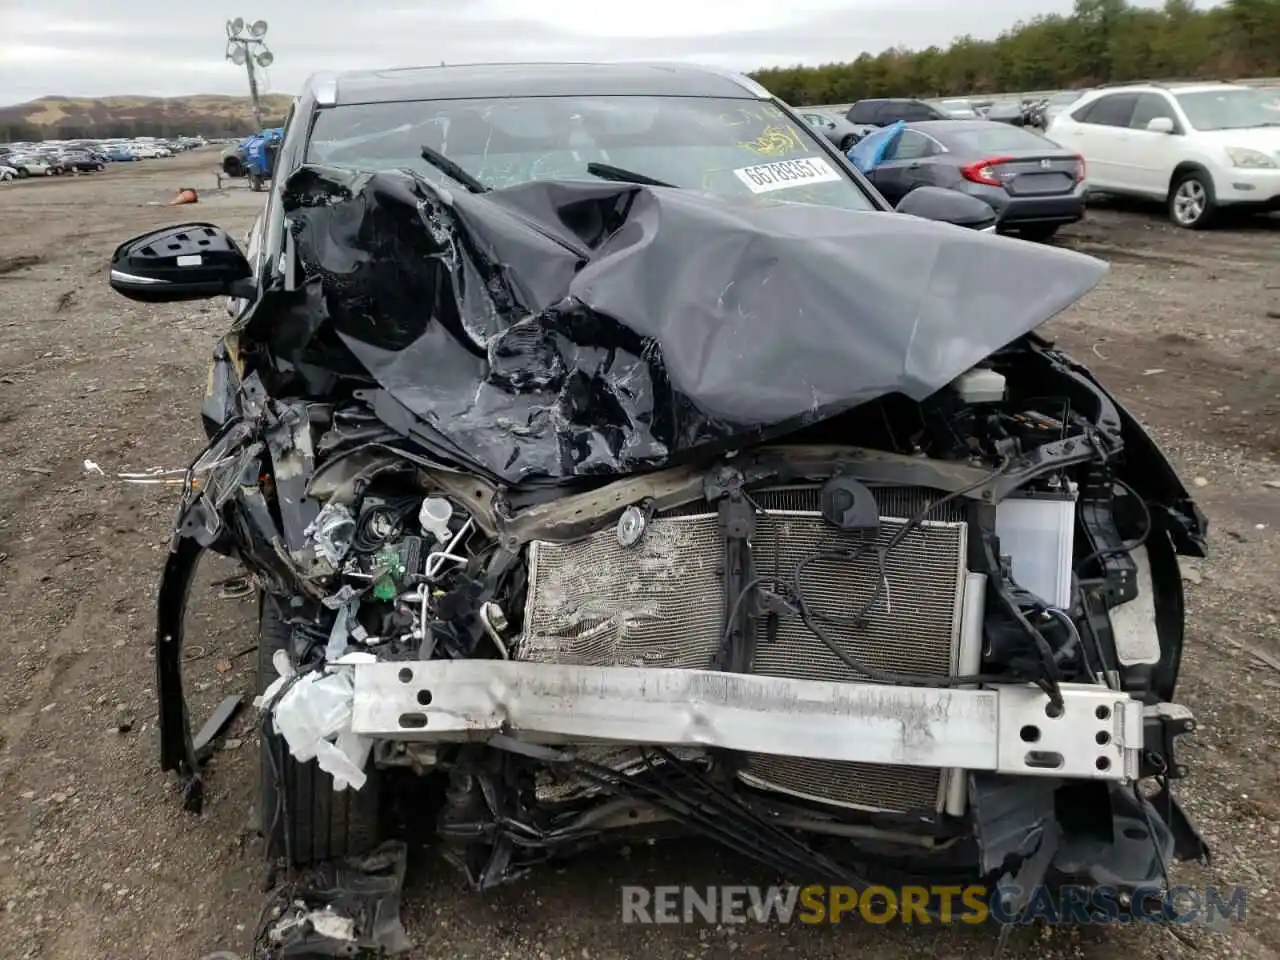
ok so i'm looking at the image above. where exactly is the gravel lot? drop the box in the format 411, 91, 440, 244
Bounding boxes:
0, 149, 1278, 960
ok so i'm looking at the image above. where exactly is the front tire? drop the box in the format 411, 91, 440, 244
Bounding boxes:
257, 593, 382, 864
1169, 170, 1216, 229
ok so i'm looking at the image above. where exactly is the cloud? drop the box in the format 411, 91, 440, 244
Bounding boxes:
0, 0, 1208, 105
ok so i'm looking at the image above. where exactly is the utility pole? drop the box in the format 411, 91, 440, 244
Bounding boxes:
225, 18, 274, 132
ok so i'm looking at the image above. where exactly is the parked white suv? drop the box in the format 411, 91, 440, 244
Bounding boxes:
1046, 81, 1280, 228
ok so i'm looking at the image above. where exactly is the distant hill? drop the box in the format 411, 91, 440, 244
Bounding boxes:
0, 93, 295, 142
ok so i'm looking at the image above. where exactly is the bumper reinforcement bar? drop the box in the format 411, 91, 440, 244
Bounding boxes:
351, 661, 1151, 781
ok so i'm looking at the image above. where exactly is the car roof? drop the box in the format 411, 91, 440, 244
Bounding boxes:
903, 119, 1057, 149
310, 61, 772, 106
1084, 81, 1253, 96
905, 119, 1032, 135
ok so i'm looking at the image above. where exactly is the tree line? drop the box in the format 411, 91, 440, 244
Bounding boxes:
749, 0, 1280, 105
0, 114, 288, 145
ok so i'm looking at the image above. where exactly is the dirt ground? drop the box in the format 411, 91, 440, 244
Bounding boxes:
0, 149, 1278, 960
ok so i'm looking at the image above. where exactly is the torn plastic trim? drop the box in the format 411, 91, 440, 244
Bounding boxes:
1038, 340, 1206, 556
257, 653, 375, 791
263, 399, 321, 553
156, 536, 205, 781
254, 839, 412, 956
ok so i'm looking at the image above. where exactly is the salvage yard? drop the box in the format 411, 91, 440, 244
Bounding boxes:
1, 147, 1279, 960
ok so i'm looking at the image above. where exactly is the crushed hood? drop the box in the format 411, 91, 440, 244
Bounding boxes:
241, 164, 1108, 484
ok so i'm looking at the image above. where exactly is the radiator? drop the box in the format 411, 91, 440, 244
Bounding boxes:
517, 486, 969, 814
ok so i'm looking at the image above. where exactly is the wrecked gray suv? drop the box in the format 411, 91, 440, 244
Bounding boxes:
109, 63, 1207, 922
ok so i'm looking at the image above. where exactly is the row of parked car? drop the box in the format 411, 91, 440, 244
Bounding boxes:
803, 80, 1280, 230
0, 136, 207, 183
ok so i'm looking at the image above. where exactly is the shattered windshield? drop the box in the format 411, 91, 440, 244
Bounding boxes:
304, 95, 875, 211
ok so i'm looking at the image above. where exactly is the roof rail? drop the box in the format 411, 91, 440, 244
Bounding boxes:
1091, 78, 1231, 90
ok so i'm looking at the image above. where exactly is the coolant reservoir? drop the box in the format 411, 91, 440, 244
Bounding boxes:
419, 496, 453, 543
951, 367, 1006, 404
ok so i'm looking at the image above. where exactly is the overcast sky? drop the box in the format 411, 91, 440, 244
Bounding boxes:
0, 0, 1206, 106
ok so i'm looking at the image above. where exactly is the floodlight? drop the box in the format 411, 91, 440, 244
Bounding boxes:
231, 17, 245, 35
230, 46, 248, 65
250, 20, 268, 37
256, 51, 274, 67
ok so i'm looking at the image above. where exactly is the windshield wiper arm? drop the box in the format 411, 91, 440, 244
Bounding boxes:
419, 145, 488, 193
585, 162, 678, 188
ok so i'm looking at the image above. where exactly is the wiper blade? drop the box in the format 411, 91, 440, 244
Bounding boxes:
419, 145, 488, 194
585, 162, 677, 188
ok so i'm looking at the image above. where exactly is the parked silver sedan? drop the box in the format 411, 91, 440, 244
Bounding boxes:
800, 111, 866, 151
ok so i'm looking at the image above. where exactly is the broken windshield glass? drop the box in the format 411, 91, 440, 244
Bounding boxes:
304, 95, 875, 208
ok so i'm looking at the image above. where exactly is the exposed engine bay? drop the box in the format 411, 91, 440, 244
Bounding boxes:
146, 167, 1208, 919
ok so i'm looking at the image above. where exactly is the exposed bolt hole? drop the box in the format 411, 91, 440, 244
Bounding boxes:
1096, 756, 1111, 771
398, 667, 413, 683
1019, 725, 1041, 743
398, 713, 428, 729
1025, 751, 1064, 770
1096, 705, 1112, 721
1096, 731, 1111, 745
416, 689, 433, 706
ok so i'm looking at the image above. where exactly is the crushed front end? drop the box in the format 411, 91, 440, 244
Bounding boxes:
154, 166, 1208, 918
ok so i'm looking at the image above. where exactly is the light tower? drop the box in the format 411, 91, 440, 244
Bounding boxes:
225, 18, 275, 132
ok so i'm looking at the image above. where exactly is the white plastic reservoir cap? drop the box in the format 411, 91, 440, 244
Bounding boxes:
952, 367, 1006, 404
419, 496, 454, 543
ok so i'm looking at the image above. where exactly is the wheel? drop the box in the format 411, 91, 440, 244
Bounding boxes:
250, 174, 265, 192
223, 157, 244, 178
257, 593, 382, 864
16, 168, 28, 179
1169, 170, 1216, 229
95, 164, 105, 172
1017, 224, 1060, 242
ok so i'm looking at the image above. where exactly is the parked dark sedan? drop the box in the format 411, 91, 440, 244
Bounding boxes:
863, 120, 1087, 241
55, 150, 106, 173
800, 111, 866, 151
983, 99, 1028, 126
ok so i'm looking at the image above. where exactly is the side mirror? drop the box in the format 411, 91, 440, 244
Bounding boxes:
108, 223, 254, 303
895, 186, 998, 231
1147, 117, 1176, 134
